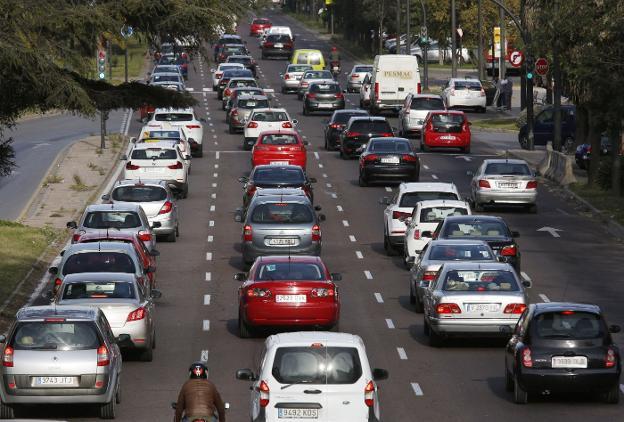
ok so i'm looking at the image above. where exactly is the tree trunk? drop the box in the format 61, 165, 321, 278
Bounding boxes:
612, 120, 623, 196
378, 1, 385, 55
587, 109, 602, 187
575, 105, 588, 148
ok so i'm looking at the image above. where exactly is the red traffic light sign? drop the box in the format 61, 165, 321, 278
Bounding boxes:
98, 50, 106, 60
535, 57, 549, 76
509, 50, 524, 68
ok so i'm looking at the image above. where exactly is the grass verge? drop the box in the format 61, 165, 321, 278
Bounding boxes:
568, 184, 624, 226
109, 37, 148, 84
471, 118, 518, 131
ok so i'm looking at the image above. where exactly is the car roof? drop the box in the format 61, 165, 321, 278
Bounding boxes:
482, 158, 529, 166
442, 215, 506, 224
153, 107, 194, 114
266, 331, 364, 349
411, 93, 443, 99
333, 109, 368, 115
113, 179, 169, 189
398, 182, 458, 193
532, 302, 601, 315
369, 137, 410, 143
415, 199, 469, 208
287, 64, 312, 69
16, 305, 99, 321
256, 255, 323, 265
65, 242, 136, 254
254, 188, 307, 197
251, 107, 288, 113
131, 140, 177, 150
62, 272, 138, 283
294, 49, 322, 53
76, 231, 137, 242
440, 262, 516, 271
85, 203, 142, 212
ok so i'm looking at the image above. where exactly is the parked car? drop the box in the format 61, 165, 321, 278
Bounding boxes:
280, 64, 313, 93
358, 137, 420, 186
238, 165, 316, 211
302, 81, 345, 114
421, 110, 471, 153
347, 64, 374, 93
323, 109, 369, 151
145, 107, 204, 157
296, 70, 334, 100
261, 34, 294, 59
339, 116, 393, 159
227, 94, 270, 133
398, 93, 446, 138
243, 108, 297, 151
251, 131, 308, 169
518, 105, 576, 151
441, 78, 487, 113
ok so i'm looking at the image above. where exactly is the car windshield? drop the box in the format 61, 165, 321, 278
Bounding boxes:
454, 81, 482, 91
112, 186, 167, 202
131, 148, 177, 160
253, 168, 305, 184
369, 140, 411, 152
420, 206, 468, 223
61, 281, 136, 300
12, 322, 100, 351
151, 75, 180, 83
399, 191, 459, 207
411, 97, 445, 110
304, 71, 332, 79
354, 66, 373, 73
154, 113, 193, 122
431, 114, 464, 133
429, 244, 493, 261
332, 112, 368, 124
228, 56, 251, 64
251, 111, 289, 122
533, 311, 605, 339
272, 347, 362, 385
256, 262, 325, 281
442, 270, 519, 291
229, 79, 257, 88
238, 98, 269, 109
251, 203, 313, 224
484, 163, 531, 176
309, 53, 322, 65
83, 211, 142, 229
443, 221, 509, 238
63, 252, 135, 275
223, 70, 252, 78
310, 83, 339, 93
224, 46, 245, 54
288, 65, 312, 73
261, 134, 299, 145
349, 120, 391, 133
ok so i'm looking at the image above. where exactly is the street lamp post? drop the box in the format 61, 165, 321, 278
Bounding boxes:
451, 0, 457, 78
478, 0, 484, 80
420, 0, 428, 91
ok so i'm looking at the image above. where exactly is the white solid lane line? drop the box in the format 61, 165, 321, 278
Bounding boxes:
364, 270, 373, 279
397, 348, 407, 360
205, 272, 212, 281
203, 294, 211, 305
385, 319, 395, 329
539, 294, 550, 303
374, 293, 384, 303
411, 383, 424, 396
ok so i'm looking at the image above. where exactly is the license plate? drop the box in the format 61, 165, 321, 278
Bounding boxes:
35, 376, 76, 386
278, 408, 318, 419
466, 303, 500, 313
440, 135, 456, 140
143, 167, 162, 173
274, 43, 284, 48
267, 238, 297, 246
317, 103, 334, 108
276, 295, 307, 303
551, 356, 587, 368
381, 157, 400, 164
270, 161, 289, 165
498, 183, 519, 189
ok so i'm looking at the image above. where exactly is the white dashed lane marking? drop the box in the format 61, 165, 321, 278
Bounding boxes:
202, 320, 210, 331
397, 348, 407, 360
209, 220, 215, 227
342, 220, 349, 227
423, 164, 430, 170
411, 383, 424, 396
314, 152, 320, 160
385, 319, 395, 329
204, 294, 211, 305
207, 235, 214, 242
205, 272, 212, 281
211, 193, 216, 199
364, 270, 373, 280
336, 205, 343, 212
349, 235, 357, 242
374, 293, 384, 303
212, 183, 217, 188
210, 205, 216, 212
355, 251, 363, 259
326, 183, 332, 188
322, 173, 328, 178
331, 193, 337, 198
206, 252, 213, 261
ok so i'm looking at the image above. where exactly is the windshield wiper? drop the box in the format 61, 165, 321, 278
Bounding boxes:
281, 379, 315, 390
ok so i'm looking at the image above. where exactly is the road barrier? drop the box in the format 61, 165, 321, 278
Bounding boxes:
538, 144, 576, 185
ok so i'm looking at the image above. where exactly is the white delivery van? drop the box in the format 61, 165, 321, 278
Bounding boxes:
370, 54, 421, 114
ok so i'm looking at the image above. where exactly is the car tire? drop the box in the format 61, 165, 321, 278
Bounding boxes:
403, 250, 412, 270
604, 383, 620, 404
340, 149, 347, 160
409, 284, 416, 304
479, 106, 486, 113
0, 402, 14, 419
473, 200, 483, 212
358, 172, 368, 187
229, 124, 235, 134
115, 378, 122, 404
519, 133, 529, 150
513, 376, 528, 404
238, 314, 252, 338
423, 318, 430, 335
281, 87, 287, 94
413, 295, 424, 313
100, 393, 117, 419
383, 234, 397, 256
139, 343, 154, 362
421, 142, 429, 153
505, 369, 514, 392
303, 106, 308, 116
527, 204, 538, 214
166, 231, 176, 242
181, 185, 189, 199
428, 327, 443, 347
196, 145, 203, 158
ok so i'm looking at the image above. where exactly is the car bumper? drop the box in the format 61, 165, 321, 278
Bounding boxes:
149, 215, 177, 235
475, 190, 537, 205
243, 303, 339, 327
283, 80, 301, 89
371, 100, 403, 110
517, 368, 621, 394
1, 374, 116, 404
424, 135, 470, 148
263, 48, 292, 57
447, 97, 487, 108
306, 100, 345, 111
110, 322, 150, 349
362, 164, 419, 179
252, 158, 306, 169
243, 242, 321, 262
428, 316, 520, 335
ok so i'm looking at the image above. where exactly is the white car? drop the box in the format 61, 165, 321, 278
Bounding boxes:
347, 64, 374, 93
144, 108, 205, 157
210, 62, 245, 90
243, 108, 298, 150
397, 93, 446, 138
359, 72, 372, 108
381, 182, 460, 255
123, 141, 190, 198
403, 199, 472, 265
235, 332, 388, 422
441, 78, 487, 113
136, 127, 192, 170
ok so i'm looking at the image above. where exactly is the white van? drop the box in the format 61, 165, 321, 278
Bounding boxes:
369, 54, 421, 114
267, 25, 294, 41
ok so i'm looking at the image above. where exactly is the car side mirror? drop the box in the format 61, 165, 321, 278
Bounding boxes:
511, 231, 520, 238
171, 402, 177, 410
330, 273, 342, 281
60, 249, 65, 256
236, 368, 257, 381
147, 265, 156, 273
522, 280, 532, 289
101, 194, 110, 202
318, 214, 326, 222
609, 325, 621, 334
130, 137, 137, 144
116, 334, 133, 347
184, 155, 192, 160
279, 73, 284, 77
66, 221, 77, 229
372, 368, 389, 381
149, 249, 160, 257
292, 119, 299, 125
42, 290, 55, 300
421, 231, 432, 238
234, 272, 247, 281
0, 334, 5, 343
150, 289, 162, 299
48, 266, 58, 275
120, 154, 128, 161
499, 325, 513, 335
314, 205, 322, 211
238, 176, 249, 183
151, 222, 162, 229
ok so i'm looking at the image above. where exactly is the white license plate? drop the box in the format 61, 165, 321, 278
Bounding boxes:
440, 135, 456, 140
317, 103, 334, 108
142, 167, 162, 173
267, 238, 297, 246
35, 376, 76, 386
278, 408, 318, 419
274, 43, 284, 48
276, 295, 307, 303
381, 157, 400, 164
551, 356, 587, 368
270, 161, 289, 165
466, 303, 500, 313
498, 183, 519, 189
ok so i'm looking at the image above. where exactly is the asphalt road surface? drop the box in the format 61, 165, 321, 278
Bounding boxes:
19, 10, 624, 421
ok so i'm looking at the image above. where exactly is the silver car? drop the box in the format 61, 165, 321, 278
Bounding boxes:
67, 203, 158, 251
423, 262, 531, 346
54, 273, 161, 361
148, 72, 185, 88
398, 93, 446, 138
240, 194, 325, 267
280, 63, 313, 93
227, 94, 270, 133
409, 240, 497, 313
221, 77, 259, 110
347, 64, 374, 92
297, 70, 334, 100
103, 179, 179, 242
469, 159, 538, 212
0, 306, 123, 419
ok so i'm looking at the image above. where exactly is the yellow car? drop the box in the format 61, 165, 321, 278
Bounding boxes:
290, 49, 326, 71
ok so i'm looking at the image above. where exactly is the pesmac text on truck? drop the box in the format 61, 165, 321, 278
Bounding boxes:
382, 70, 413, 79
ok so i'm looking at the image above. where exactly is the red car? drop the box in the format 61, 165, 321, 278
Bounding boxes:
421, 110, 471, 153
75, 232, 159, 289
249, 17, 272, 36
251, 130, 308, 169
235, 255, 341, 337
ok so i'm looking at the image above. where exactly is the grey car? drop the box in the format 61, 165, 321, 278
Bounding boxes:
297, 70, 335, 100
0, 306, 123, 419
423, 262, 531, 346
67, 203, 158, 252
222, 77, 259, 110
240, 194, 325, 267
302, 81, 346, 115
227, 94, 270, 133
347, 64, 374, 93
280, 64, 313, 93
54, 273, 161, 361
398, 93, 446, 138
102, 179, 179, 242
409, 240, 497, 313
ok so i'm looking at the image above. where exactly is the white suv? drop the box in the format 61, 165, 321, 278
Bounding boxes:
236, 332, 388, 422
145, 108, 205, 157
243, 108, 298, 150
381, 182, 460, 255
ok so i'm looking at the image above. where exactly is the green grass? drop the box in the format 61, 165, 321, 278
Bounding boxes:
471, 118, 518, 131
109, 38, 148, 84
569, 184, 624, 226
0, 221, 59, 300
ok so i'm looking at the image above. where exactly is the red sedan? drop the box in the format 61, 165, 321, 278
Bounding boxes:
421, 110, 471, 153
250, 17, 272, 36
251, 130, 308, 169
235, 255, 341, 337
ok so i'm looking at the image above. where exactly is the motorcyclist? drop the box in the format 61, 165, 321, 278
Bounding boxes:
175, 362, 226, 422
329, 46, 341, 67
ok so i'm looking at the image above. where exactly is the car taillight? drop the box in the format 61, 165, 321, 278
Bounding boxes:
243, 225, 253, 241
392, 211, 411, 220
374, 82, 380, 102
2, 346, 14, 367
97, 345, 110, 366
380, 132, 393, 137
282, 122, 293, 128
72, 233, 81, 242
263, 42, 274, 48
329, 123, 342, 129
345, 131, 362, 138
231, 108, 239, 117
312, 224, 321, 241
215, 72, 222, 78
54, 277, 62, 288
422, 271, 438, 282
224, 88, 231, 96
522, 347, 532, 368
364, 380, 375, 407
363, 154, 378, 162
186, 124, 201, 129
246, 185, 257, 195
501, 245, 517, 256
351, 74, 358, 79
246, 287, 272, 298
480, 88, 486, 97
168, 161, 183, 169
127, 307, 146, 322
478, 179, 491, 188
259, 380, 270, 407
526, 181, 538, 189
285, 43, 293, 49
284, 73, 290, 80
335, 92, 344, 99
417, 82, 421, 94
138, 231, 152, 242
301, 81, 309, 87
503, 303, 527, 314
606, 347, 617, 368
413, 229, 420, 240
436, 303, 461, 314
126, 162, 140, 170
247, 121, 258, 128
311, 287, 335, 297
158, 201, 173, 214
307, 93, 317, 99
402, 154, 418, 162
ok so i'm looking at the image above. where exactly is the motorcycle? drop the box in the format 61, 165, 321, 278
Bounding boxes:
330, 61, 341, 80
171, 401, 229, 422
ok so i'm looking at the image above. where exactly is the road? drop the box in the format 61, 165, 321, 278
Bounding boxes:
20, 9, 624, 421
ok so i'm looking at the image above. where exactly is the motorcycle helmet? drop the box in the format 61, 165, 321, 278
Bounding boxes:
331, 46, 337, 52
189, 362, 208, 379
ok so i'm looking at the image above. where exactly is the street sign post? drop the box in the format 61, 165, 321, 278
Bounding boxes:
510, 50, 524, 68
535, 57, 549, 76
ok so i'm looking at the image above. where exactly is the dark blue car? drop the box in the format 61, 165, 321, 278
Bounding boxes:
518, 105, 576, 151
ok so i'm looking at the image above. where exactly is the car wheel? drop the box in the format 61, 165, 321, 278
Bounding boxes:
462, 145, 471, 154
99, 394, 117, 419
358, 172, 368, 187
428, 327, 443, 347
505, 369, 514, 392
423, 318, 430, 335
196, 146, 203, 158
473, 200, 483, 212
604, 383, 620, 404
281, 87, 287, 94
115, 379, 122, 404
0, 402, 14, 419
519, 133, 529, 150
297, 93, 303, 101
181, 185, 189, 199
513, 376, 528, 404
238, 313, 252, 338
303, 106, 308, 116
139, 344, 153, 362
383, 234, 397, 256
409, 284, 416, 304
229, 124, 235, 134
339, 149, 347, 160
166, 230, 176, 242
413, 294, 424, 313
403, 250, 411, 270
479, 106, 487, 113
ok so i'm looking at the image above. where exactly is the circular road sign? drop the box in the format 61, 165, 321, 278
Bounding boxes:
536, 57, 549, 76
510, 50, 524, 68
121, 25, 134, 38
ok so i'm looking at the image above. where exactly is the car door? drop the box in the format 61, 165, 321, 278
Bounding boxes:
506, 309, 528, 374
471, 163, 486, 200
533, 108, 554, 145
383, 192, 399, 234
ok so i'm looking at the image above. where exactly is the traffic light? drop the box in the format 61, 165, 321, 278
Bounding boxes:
97, 49, 106, 80
525, 55, 535, 80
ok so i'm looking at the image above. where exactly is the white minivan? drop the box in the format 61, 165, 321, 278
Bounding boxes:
369, 54, 421, 114
236, 332, 388, 422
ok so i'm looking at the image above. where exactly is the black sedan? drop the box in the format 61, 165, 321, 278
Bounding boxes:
238, 165, 316, 211
339, 116, 394, 159
323, 109, 369, 151
358, 138, 420, 186
505, 302, 621, 404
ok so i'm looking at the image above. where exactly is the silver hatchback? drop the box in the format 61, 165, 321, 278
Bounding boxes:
240, 194, 325, 267
297, 70, 335, 100
0, 306, 123, 419
347, 64, 374, 92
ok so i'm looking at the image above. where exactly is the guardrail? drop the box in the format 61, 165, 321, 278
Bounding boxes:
538, 143, 576, 185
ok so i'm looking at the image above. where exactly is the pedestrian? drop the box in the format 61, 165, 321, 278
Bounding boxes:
492, 75, 500, 109
505, 76, 513, 110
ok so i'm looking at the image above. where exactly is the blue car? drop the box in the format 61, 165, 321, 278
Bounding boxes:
518, 105, 576, 151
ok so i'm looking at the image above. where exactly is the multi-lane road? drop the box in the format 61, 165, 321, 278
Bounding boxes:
19, 9, 624, 421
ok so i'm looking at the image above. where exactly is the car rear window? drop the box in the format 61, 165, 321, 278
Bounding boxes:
429, 244, 493, 261
251, 203, 313, 224
399, 191, 459, 207
238, 98, 269, 109
430, 114, 465, 133
332, 111, 368, 124
349, 120, 392, 133
532, 311, 605, 340
151, 75, 181, 83
253, 168, 305, 184
267, 34, 291, 43
304, 71, 332, 79
260, 134, 299, 145
224, 46, 246, 54
131, 148, 177, 160
454, 81, 482, 90
411, 97, 445, 110
272, 346, 362, 385
223, 70, 253, 78
227, 56, 252, 64
288, 65, 312, 73
310, 83, 339, 93
354, 66, 373, 73
219, 64, 244, 72
443, 221, 509, 238
253, 19, 270, 25
112, 186, 167, 202
63, 252, 135, 275
83, 211, 142, 229
369, 140, 411, 152
442, 270, 519, 291
484, 163, 531, 176
420, 206, 468, 223
309, 53, 322, 65
11, 322, 101, 351
229, 79, 258, 88
62, 281, 136, 300
154, 113, 193, 122
145, 130, 181, 139
251, 111, 289, 122
256, 262, 324, 281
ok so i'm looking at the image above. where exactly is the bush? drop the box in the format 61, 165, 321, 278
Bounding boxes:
596, 156, 624, 191
515, 104, 544, 129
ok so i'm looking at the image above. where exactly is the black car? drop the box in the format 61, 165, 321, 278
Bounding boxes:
339, 117, 394, 159
429, 215, 521, 271
239, 165, 316, 210
217, 44, 249, 63
226, 55, 258, 77
261, 34, 294, 59
323, 109, 369, 151
217, 69, 254, 99
505, 302, 621, 404
358, 137, 420, 186
303, 82, 345, 115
